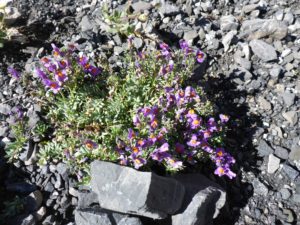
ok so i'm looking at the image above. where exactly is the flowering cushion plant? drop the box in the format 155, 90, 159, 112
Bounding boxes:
7, 39, 235, 183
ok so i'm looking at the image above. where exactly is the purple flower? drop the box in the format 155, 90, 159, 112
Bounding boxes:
55, 69, 68, 83
215, 148, 225, 158
43, 79, 61, 94
129, 154, 147, 169
35, 68, 48, 80
190, 117, 201, 129
166, 158, 183, 169
159, 42, 169, 50
179, 40, 189, 50
184, 86, 197, 99
175, 143, 185, 154
88, 66, 101, 77
78, 55, 89, 66
150, 118, 159, 130
84, 140, 98, 149
47, 63, 58, 73
57, 60, 69, 69
151, 143, 171, 162
160, 61, 174, 76
196, 50, 205, 63
214, 166, 236, 179
137, 51, 146, 60
128, 128, 136, 140
187, 134, 200, 147
219, 114, 229, 123
51, 43, 64, 57
119, 155, 129, 166
7, 67, 21, 79
67, 43, 77, 53
207, 118, 218, 132
41, 57, 52, 68
133, 115, 141, 127
137, 139, 148, 148
186, 109, 197, 119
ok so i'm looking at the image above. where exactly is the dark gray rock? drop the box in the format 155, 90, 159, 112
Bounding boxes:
118, 217, 143, 225
282, 164, 299, 180
21, 214, 36, 225
171, 174, 226, 225
159, 2, 180, 16
249, 40, 277, 62
252, 179, 268, 196
0, 103, 12, 115
90, 161, 185, 219
282, 92, 295, 107
289, 146, 300, 162
3, 7, 22, 26
75, 208, 143, 225
257, 140, 274, 157
20, 140, 34, 162
25, 190, 43, 212
44, 182, 55, 193
240, 19, 288, 40
220, 15, 239, 32
131, 1, 152, 12
274, 146, 289, 160
56, 162, 69, 181
267, 154, 280, 174
279, 188, 291, 200
42, 215, 55, 225
282, 111, 298, 125
77, 191, 99, 208
80, 16, 93, 32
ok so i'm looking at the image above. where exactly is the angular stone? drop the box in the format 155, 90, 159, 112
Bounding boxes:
240, 19, 288, 40
249, 40, 277, 62
90, 161, 185, 219
282, 111, 298, 125
172, 174, 226, 225
222, 30, 237, 52
274, 146, 289, 160
26, 190, 43, 212
289, 146, 300, 162
3, 7, 21, 26
256, 140, 274, 157
252, 179, 268, 196
131, 1, 152, 12
21, 214, 36, 225
77, 191, 99, 209
183, 30, 198, 42
257, 96, 272, 111
282, 164, 299, 180
267, 154, 280, 174
220, 15, 239, 32
80, 16, 93, 32
282, 92, 295, 107
75, 208, 142, 225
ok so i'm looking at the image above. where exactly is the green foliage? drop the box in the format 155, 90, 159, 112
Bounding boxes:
5, 121, 28, 162
101, 3, 138, 37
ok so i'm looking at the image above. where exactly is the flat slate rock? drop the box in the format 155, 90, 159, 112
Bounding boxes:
249, 40, 277, 62
172, 174, 226, 225
90, 161, 185, 219
75, 208, 142, 225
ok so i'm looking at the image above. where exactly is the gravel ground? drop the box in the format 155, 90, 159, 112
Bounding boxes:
0, 0, 299, 224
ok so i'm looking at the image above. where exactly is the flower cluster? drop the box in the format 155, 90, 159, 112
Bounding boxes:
116, 83, 236, 178
7, 39, 235, 182
34, 44, 102, 94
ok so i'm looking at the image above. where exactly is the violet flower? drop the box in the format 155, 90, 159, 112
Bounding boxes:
151, 143, 171, 162
84, 140, 98, 149
196, 50, 205, 63
187, 134, 201, 147
7, 67, 21, 79
219, 114, 229, 123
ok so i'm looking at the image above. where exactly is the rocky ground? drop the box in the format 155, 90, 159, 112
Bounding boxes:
0, 0, 300, 224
